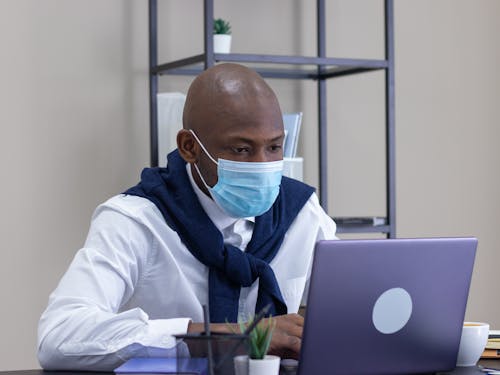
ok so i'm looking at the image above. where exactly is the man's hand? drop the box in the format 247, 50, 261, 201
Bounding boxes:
266, 313, 303, 360
187, 313, 304, 360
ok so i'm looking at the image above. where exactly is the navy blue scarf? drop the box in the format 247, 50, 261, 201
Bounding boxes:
124, 150, 314, 323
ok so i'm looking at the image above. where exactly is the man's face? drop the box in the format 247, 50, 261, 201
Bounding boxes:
194, 95, 285, 188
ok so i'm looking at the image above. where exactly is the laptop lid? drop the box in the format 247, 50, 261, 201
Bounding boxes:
298, 237, 477, 375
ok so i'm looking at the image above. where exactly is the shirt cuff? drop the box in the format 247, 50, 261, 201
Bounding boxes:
141, 318, 191, 349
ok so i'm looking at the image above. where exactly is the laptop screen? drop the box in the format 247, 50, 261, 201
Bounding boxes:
298, 237, 477, 375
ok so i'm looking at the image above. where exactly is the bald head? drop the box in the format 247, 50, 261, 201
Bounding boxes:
177, 63, 285, 192
182, 63, 282, 136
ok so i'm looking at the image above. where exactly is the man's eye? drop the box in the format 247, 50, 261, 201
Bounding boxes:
270, 145, 282, 152
234, 147, 250, 153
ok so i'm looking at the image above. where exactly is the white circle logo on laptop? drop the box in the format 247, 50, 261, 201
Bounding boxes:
372, 287, 413, 334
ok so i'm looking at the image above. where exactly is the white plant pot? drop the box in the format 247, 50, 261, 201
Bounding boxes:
213, 34, 232, 53
248, 355, 280, 375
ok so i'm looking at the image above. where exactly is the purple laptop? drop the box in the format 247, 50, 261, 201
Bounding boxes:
298, 237, 477, 375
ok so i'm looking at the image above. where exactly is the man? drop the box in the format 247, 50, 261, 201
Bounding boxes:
38, 63, 337, 370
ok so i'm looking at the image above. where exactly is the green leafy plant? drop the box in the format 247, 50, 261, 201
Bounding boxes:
214, 18, 232, 35
229, 316, 275, 360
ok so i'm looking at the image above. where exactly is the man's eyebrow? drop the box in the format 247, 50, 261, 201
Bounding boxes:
226, 135, 285, 143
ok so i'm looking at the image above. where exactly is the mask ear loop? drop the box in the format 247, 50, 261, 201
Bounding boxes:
188, 129, 218, 191
193, 163, 212, 191
189, 129, 218, 165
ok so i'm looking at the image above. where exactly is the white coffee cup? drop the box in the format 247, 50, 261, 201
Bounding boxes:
456, 321, 489, 367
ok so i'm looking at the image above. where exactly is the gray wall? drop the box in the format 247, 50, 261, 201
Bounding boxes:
395, 0, 500, 326
0, 0, 149, 369
1, 0, 499, 370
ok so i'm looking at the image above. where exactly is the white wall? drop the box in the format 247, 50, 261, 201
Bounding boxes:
1, 0, 499, 370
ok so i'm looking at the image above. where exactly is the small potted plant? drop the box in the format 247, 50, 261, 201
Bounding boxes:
213, 18, 232, 54
233, 317, 280, 375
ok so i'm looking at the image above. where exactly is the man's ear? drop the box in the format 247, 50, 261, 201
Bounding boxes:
177, 129, 199, 163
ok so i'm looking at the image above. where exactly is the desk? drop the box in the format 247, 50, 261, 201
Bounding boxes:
1, 360, 499, 375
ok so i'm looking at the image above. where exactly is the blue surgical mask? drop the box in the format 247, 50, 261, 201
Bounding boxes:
189, 130, 283, 218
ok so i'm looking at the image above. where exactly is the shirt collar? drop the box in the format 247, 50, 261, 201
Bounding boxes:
186, 164, 255, 232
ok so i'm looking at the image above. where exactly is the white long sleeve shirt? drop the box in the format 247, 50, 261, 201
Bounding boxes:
37, 166, 337, 370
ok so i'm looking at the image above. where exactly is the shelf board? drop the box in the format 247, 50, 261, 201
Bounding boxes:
333, 216, 390, 234
152, 53, 388, 80
336, 224, 391, 234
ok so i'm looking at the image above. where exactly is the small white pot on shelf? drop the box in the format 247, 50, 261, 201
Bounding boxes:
213, 34, 232, 53
248, 355, 280, 375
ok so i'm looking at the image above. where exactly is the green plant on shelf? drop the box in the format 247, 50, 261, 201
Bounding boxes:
213, 18, 231, 35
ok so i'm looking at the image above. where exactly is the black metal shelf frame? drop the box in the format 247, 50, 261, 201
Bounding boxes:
152, 53, 388, 78
148, 0, 396, 238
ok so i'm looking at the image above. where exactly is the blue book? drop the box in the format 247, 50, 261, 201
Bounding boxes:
114, 357, 208, 375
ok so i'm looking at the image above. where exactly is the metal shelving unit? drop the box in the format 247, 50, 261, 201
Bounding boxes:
148, 0, 396, 238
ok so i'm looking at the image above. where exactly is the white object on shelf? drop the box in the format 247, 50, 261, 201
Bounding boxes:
157, 92, 186, 165
283, 157, 303, 181
214, 34, 231, 53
